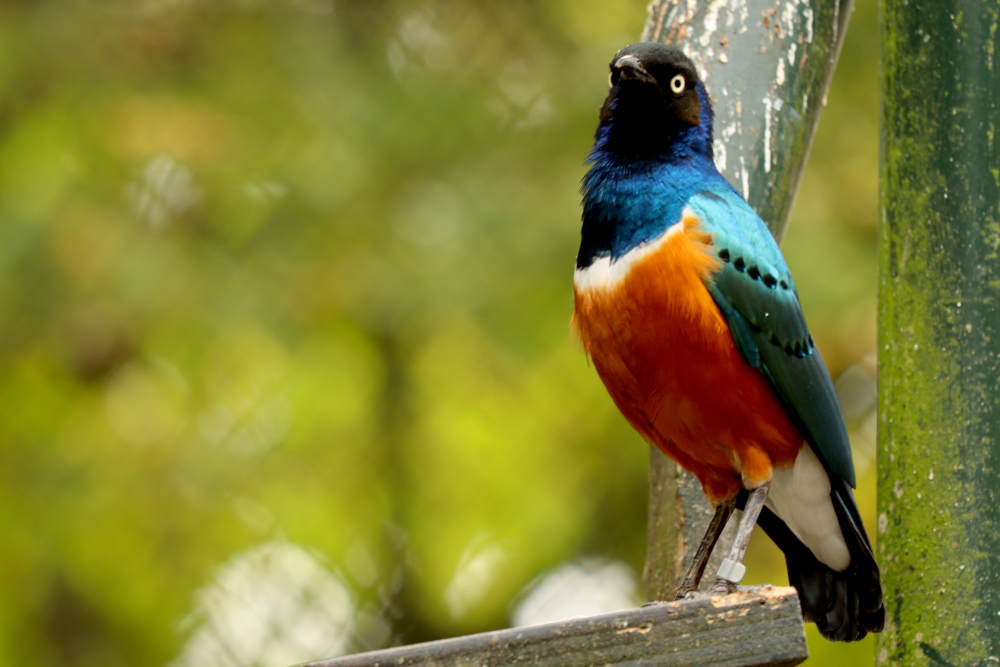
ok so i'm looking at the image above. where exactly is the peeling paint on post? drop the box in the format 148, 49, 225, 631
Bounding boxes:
879, 0, 1000, 663
644, 0, 853, 241
642, 0, 854, 602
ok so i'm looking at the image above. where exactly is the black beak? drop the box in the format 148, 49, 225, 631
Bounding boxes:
613, 54, 652, 82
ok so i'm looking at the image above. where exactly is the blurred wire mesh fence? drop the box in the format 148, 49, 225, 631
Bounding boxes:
0, 2, 877, 665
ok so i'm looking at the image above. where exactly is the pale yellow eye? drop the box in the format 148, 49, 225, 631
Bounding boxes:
670, 73, 686, 94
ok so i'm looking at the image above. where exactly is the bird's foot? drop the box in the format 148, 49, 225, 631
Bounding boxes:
711, 577, 739, 595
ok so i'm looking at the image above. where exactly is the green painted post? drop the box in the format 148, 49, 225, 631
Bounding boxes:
878, 0, 1000, 663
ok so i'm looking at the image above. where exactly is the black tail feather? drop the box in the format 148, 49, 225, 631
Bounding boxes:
756, 481, 885, 642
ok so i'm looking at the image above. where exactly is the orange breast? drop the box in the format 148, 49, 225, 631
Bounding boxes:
572, 215, 803, 503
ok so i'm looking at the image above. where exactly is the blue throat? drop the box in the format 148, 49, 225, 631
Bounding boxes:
577, 83, 725, 269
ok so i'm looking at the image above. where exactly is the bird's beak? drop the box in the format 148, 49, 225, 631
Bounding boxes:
613, 54, 652, 82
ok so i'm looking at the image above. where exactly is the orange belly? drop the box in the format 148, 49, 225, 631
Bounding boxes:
573, 215, 803, 503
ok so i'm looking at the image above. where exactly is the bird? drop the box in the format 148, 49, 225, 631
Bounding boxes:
571, 42, 885, 642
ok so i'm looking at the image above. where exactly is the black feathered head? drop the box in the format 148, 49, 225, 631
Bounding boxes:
596, 43, 712, 159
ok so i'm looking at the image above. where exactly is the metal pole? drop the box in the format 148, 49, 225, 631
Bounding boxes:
642, 0, 855, 601
878, 0, 1000, 663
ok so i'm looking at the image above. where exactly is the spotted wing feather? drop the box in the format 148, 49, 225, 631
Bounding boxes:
686, 189, 856, 488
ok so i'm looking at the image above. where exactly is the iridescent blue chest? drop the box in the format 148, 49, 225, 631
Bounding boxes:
577, 154, 731, 269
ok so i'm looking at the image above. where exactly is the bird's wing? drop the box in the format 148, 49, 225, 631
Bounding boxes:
685, 189, 856, 487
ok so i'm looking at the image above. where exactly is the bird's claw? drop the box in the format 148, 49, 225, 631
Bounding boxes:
712, 578, 739, 595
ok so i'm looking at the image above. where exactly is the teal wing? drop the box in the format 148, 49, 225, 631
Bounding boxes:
686, 189, 856, 487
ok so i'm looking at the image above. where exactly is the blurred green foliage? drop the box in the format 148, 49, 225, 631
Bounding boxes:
0, 1, 878, 665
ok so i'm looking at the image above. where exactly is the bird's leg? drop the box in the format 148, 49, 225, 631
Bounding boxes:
713, 483, 770, 593
674, 495, 737, 598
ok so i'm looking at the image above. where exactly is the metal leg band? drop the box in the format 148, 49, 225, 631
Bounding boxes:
716, 558, 746, 584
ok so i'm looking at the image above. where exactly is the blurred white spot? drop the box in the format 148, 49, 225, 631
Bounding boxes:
127, 154, 201, 229
386, 40, 408, 78
511, 558, 637, 627
852, 409, 876, 476
394, 180, 461, 254
352, 606, 393, 651
835, 362, 877, 422
489, 60, 555, 129
290, 0, 334, 15
244, 180, 289, 204
345, 540, 379, 589
198, 393, 291, 456
443, 536, 507, 619
835, 359, 877, 476
386, 9, 453, 78
232, 496, 276, 534
196, 328, 291, 456
93, 0, 195, 18
172, 540, 354, 667
105, 357, 189, 446
496, 60, 555, 129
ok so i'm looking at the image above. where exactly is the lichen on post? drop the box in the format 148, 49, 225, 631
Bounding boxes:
878, 0, 1000, 663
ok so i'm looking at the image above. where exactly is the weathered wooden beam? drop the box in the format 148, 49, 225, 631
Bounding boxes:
302, 587, 807, 666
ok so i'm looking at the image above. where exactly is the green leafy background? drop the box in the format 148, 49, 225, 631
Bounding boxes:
0, 1, 879, 665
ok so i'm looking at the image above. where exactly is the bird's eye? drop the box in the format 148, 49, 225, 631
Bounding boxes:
669, 74, 686, 94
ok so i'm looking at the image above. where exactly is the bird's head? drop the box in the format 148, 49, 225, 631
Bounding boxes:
595, 43, 712, 160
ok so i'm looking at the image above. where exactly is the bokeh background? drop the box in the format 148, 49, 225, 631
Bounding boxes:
0, 1, 879, 665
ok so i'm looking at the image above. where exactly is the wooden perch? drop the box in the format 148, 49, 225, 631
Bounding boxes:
302, 586, 806, 667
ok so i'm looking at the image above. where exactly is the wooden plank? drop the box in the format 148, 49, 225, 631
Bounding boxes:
646, 453, 739, 600
302, 587, 807, 666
